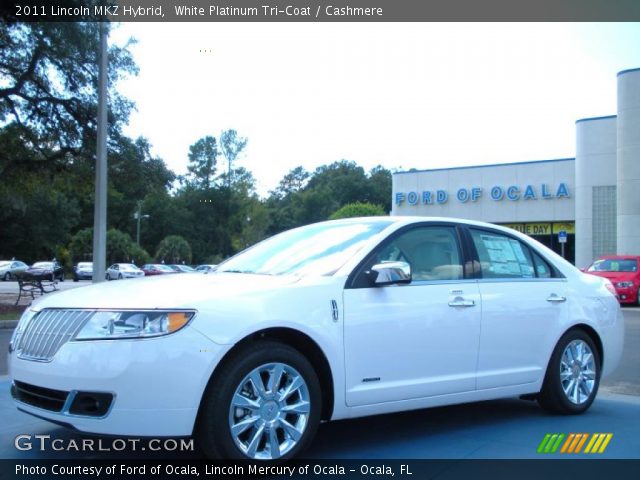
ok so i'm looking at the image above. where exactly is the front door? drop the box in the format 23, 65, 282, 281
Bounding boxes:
343, 225, 481, 407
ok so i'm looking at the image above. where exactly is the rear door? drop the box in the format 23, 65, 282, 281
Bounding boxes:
467, 227, 568, 390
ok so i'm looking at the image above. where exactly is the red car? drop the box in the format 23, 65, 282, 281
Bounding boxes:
585, 255, 640, 305
140, 264, 177, 276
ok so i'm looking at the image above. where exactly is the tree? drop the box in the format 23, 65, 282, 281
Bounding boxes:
155, 235, 192, 264
69, 228, 151, 266
269, 166, 309, 199
69, 228, 93, 263
220, 129, 248, 184
186, 136, 218, 189
0, 20, 137, 166
329, 202, 386, 219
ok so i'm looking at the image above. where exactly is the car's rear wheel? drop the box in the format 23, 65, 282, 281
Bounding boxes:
118, 274, 123, 280
538, 329, 600, 414
197, 341, 321, 460
105, 273, 110, 281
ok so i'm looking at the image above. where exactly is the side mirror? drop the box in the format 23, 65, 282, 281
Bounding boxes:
367, 261, 412, 286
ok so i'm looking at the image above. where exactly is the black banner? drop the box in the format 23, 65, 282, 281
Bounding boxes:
3, 459, 640, 480
3, 0, 640, 22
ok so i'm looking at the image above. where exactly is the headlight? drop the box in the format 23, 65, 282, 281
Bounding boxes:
74, 310, 195, 340
615, 281, 633, 289
9, 308, 38, 353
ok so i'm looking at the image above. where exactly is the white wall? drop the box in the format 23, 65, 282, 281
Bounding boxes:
574, 116, 617, 268
617, 69, 640, 256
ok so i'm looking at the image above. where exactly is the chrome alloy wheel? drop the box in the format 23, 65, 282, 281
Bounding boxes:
560, 339, 597, 405
228, 362, 311, 460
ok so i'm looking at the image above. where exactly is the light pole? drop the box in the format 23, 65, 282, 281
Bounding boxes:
92, 20, 109, 283
134, 201, 150, 245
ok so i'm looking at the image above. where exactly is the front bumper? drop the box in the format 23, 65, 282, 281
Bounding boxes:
9, 325, 228, 437
614, 287, 638, 304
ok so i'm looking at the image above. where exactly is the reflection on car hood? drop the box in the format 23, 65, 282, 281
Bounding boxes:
31, 272, 302, 310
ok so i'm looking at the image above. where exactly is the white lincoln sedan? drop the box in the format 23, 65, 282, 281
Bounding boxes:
9, 217, 624, 460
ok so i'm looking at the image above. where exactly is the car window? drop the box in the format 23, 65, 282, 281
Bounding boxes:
470, 229, 535, 279
588, 258, 638, 272
531, 251, 552, 278
360, 226, 464, 284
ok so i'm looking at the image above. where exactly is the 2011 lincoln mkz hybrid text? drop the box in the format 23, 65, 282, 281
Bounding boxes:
9, 217, 624, 460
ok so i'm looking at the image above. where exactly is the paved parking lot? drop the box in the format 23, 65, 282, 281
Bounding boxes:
0, 309, 638, 460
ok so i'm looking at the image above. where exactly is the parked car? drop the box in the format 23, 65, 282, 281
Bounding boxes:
195, 264, 217, 273
73, 262, 93, 282
8, 217, 624, 461
168, 264, 196, 273
26, 261, 64, 281
105, 263, 145, 280
141, 264, 177, 276
584, 255, 640, 305
0, 260, 29, 281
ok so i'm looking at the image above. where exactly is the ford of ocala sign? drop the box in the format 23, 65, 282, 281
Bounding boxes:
395, 183, 570, 206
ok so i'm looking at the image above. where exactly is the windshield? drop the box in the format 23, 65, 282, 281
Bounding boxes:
32, 262, 52, 268
588, 258, 638, 273
120, 264, 139, 271
217, 219, 393, 276
78, 263, 92, 268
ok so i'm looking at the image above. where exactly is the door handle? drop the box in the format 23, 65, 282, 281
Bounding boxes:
546, 294, 567, 303
448, 296, 476, 307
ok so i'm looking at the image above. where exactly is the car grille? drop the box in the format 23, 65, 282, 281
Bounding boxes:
16, 310, 94, 362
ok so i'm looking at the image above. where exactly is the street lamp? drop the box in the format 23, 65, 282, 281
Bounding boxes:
134, 201, 150, 245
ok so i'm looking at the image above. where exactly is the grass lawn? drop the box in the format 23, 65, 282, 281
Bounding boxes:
0, 304, 25, 321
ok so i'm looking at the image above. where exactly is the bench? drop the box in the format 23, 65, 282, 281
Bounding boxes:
15, 274, 58, 305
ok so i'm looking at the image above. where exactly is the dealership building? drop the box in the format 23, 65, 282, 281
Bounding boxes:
392, 68, 640, 268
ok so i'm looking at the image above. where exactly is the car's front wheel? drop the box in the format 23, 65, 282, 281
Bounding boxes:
538, 329, 600, 415
2, 272, 9, 281
197, 341, 321, 460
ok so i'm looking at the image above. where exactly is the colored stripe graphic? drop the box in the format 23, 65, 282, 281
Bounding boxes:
537, 433, 565, 453
584, 433, 614, 454
540, 433, 613, 454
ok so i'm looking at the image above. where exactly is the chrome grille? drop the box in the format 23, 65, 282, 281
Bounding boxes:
17, 310, 93, 362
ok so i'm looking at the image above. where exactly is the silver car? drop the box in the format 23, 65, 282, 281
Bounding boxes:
105, 263, 145, 280
0, 260, 29, 281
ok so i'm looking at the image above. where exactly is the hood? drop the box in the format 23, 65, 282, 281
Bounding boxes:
31, 272, 302, 310
585, 270, 636, 282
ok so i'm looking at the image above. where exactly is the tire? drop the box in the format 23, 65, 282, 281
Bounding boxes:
197, 340, 321, 461
118, 274, 123, 280
2, 272, 9, 281
105, 273, 110, 281
50, 273, 55, 282
538, 329, 600, 415
637, 287, 640, 307
60, 272, 64, 282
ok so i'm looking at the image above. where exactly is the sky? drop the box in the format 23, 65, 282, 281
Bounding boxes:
110, 22, 640, 197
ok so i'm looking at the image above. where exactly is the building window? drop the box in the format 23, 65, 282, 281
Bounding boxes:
592, 186, 616, 258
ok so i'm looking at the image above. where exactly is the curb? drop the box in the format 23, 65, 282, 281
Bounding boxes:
0, 320, 18, 329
